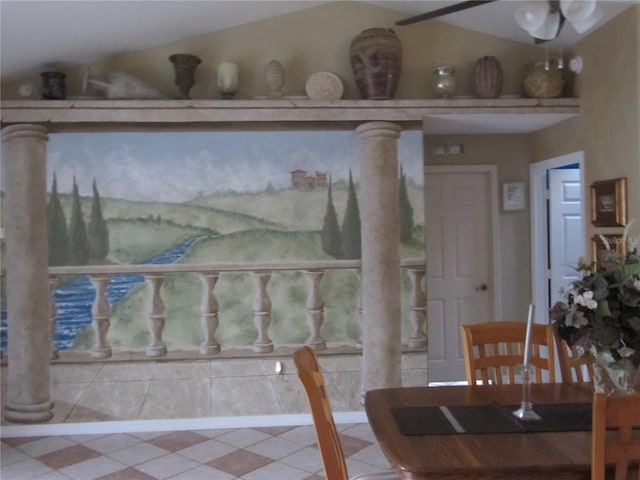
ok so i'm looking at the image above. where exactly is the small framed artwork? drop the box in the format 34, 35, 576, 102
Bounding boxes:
590, 177, 627, 227
592, 234, 627, 266
502, 182, 526, 211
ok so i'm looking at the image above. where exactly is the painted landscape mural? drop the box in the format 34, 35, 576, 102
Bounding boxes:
0, 130, 425, 352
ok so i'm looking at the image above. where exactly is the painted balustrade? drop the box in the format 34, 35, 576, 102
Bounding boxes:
37, 259, 425, 358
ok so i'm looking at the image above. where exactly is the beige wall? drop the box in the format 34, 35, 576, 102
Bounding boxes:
1, 1, 637, 327
424, 135, 533, 319
2, 2, 546, 100
534, 5, 640, 257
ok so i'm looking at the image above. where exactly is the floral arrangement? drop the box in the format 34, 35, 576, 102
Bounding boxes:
550, 246, 640, 370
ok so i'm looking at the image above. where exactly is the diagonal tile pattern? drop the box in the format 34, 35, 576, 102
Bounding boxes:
1, 423, 394, 480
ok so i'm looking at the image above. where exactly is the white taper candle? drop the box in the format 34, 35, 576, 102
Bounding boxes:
523, 304, 535, 367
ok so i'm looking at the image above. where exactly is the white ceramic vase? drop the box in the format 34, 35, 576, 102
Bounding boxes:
216, 62, 239, 99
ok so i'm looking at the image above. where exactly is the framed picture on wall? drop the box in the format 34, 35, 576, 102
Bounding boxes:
592, 234, 627, 266
502, 182, 525, 211
590, 177, 627, 227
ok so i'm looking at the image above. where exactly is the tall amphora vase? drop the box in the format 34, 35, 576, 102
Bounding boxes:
350, 28, 402, 100
169, 53, 201, 99
593, 351, 639, 395
472, 56, 503, 98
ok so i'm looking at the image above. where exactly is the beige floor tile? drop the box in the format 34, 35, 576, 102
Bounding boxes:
51, 364, 103, 384
150, 361, 209, 380
93, 363, 155, 382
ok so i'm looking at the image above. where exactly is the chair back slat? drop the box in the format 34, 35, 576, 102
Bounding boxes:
461, 321, 556, 385
555, 334, 593, 384
591, 392, 640, 480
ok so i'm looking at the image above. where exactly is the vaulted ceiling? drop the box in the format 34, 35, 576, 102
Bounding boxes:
1, 0, 637, 81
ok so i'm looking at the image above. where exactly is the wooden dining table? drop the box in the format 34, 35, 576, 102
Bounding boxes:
364, 383, 594, 480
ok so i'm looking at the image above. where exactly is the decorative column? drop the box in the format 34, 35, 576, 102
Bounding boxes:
407, 267, 427, 350
356, 121, 403, 396
49, 278, 59, 360
199, 272, 220, 355
2, 124, 54, 423
252, 271, 273, 353
145, 274, 167, 357
90, 274, 112, 359
304, 269, 326, 350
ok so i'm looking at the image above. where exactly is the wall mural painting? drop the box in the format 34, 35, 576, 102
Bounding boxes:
0, 130, 424, 352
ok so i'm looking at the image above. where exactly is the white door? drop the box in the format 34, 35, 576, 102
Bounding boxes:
424, 166, 497, 383
549, 168, 583, 304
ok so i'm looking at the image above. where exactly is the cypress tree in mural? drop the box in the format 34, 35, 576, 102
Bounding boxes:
321, 176, 343, 258
68, 177, 90, 265
341, 170, 362, 259
399, 165, 414, 243
47, 173, 70, 266
88, 179, 109, 261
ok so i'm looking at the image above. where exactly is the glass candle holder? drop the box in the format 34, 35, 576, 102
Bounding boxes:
432, 65, 456, 99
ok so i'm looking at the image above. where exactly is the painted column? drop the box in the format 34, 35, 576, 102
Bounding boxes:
356, 121, 402, 396
2, 124, 54, 423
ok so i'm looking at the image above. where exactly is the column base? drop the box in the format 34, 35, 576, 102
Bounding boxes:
304, 337, 326, 350
91, 346, 113, 359
252, 342, 274, 353
199, 344, 220, 355
146, 345, 167, 357
4, 400, 54, 424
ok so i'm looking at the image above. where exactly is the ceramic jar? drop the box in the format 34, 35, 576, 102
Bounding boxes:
523, 61, 565, 98
432, 65, 456, 98
40, 71, 66, 100
472, 56, 503, 98
217, 62, 239, 99
349, 28, 402, 100
169, 54, 201, 99
265, 59, 285, 98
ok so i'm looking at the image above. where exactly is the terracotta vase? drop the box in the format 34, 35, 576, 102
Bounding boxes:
169, 54, 201, 99
349, 28, 402, 100
472, 56, 503, 99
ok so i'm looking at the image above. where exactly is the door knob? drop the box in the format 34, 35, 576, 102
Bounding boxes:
475, 284, 488, 292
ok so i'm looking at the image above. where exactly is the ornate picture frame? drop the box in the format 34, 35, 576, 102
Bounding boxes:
592, 234, 627, 266
590, 177, 627, 227
502, 181, 525, 211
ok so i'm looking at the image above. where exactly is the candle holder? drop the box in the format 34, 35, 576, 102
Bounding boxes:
513, 365, 541, 420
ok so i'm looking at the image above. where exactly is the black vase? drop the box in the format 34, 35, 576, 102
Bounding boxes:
40, 71, 66, 100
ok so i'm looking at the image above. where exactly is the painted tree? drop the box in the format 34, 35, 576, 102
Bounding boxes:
68, 177, 90, 265
341, 170, 362, 259
88, 179, 109, 261
399, 165, 414, 243
321, 176, 343, 258
47, 173, 70, 266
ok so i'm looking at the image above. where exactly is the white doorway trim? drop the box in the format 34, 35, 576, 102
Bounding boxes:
529, 152, 585, 325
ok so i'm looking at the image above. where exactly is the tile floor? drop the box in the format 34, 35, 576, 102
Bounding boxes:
1, 423, 395, 480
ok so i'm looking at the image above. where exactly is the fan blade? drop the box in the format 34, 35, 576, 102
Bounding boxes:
534, 13, 566, 43
396, 0, 498, 26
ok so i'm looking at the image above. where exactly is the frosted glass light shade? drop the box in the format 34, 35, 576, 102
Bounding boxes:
560, 0, 596, 22
515, 1, 550, 33
530, 11, 561, 40
570, 6, 603, 33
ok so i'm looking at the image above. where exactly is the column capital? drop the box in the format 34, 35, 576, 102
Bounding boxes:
356, 121, 402, 139
2, 124, 48, 142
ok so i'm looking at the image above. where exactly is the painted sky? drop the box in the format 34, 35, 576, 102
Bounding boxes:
46, 130, 423, 203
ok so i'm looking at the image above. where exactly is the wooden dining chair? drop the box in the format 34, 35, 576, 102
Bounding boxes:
555, 334, 593, 384
460, 321, 556, 385
591, 392, 640, 480
293, 346, 398, 480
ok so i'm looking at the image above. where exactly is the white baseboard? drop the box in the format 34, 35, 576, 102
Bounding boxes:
0, 411, 368, 438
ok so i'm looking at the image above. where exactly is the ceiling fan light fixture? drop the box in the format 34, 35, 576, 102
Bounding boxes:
570, 5, 603, 33
530, 11, 561, 40
560, 0, 597, 23
515, 1, 550, 33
